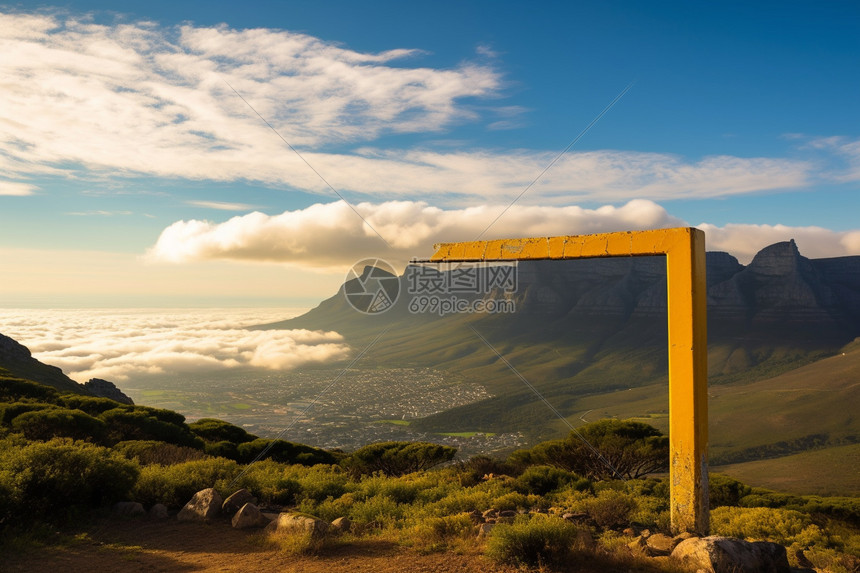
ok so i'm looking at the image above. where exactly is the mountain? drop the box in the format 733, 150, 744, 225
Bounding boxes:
0, 333, 133, 403
0, 332, 88, 394
258, 241, 860, 441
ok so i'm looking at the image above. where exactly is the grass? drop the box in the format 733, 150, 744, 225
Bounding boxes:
378, 420, 411, 426
715, 443, 860, 497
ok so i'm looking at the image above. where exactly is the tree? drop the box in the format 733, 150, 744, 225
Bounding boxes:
342, 441, 457, 477
521, 419, 668, 480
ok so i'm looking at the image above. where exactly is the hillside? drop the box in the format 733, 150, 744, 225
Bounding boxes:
257, 240, 860, 441
0, 332, 88, 394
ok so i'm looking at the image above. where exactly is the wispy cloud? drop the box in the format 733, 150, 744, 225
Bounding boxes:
186, 200, 258, 211
0, 308, 350, 382
0, 181, 37, 196
66, 210, 133, 216
0, 10, 838, 205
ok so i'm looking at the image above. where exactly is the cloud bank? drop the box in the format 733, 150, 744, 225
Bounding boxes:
0, 10, 839, 203
0, 309, 349, 382
147, 199, 860, 267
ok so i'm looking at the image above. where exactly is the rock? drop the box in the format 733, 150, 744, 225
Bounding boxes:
628, 535, 648, 553
562, 511, 589, 522
331, 516, 351, 533
222, 489, 257, 516
476, 523, 495, 538
231, 503, 269, 529
112, 501, 145, 518
265, 513, 329, 538
622, 527, 637, 537
177, 488, 223, 523
671, 536, 790, 573
82, 378, 134, 404
149, 504, 169, 519
645, 533, 678, 556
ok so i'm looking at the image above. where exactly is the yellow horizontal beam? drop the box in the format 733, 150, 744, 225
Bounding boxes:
430, 227, 709, 535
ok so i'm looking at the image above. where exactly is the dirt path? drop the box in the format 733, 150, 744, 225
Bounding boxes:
2, 518, 522, 573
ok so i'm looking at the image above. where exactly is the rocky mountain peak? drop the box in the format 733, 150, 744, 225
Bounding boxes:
747, 239, 804, 277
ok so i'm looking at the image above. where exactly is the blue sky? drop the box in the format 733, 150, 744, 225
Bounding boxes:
1, 0, 859, 307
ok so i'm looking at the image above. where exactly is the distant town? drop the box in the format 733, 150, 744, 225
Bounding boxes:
125, 367, 524, 458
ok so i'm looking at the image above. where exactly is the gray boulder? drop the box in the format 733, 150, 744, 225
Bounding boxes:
671, 536, 790, 573
177, 488, 223, 523
330, 516, 351, 533
149, 503, 169, 519
112, 501, 145, 518
222, 489, 257, 516
231, 503, 270, 529
265, 513, 329, 538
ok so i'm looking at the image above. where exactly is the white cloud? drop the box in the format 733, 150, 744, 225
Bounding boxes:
147, 199, 686, 268
0, 10, 825, 204
147, 198, 860, 268
699, 223, 860, 263
186, 200, 258, 211
0, 308, 350, 382
0, 11, 500, 185
0, 181, 37, 196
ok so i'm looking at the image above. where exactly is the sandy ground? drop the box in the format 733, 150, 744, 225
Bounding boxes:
2, 518, 524, 573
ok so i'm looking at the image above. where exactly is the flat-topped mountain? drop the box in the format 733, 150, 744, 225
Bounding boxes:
258, 240, 860, 438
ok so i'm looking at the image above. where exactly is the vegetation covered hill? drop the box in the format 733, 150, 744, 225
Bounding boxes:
1, 357, 858, 571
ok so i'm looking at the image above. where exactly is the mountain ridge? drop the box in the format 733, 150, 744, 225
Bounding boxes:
258, 240, 860, 439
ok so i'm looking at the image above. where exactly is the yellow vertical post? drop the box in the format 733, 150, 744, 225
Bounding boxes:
428, 227, 709, 534
666, 228, 709, 534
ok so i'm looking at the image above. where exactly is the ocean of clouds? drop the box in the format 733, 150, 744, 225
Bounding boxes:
0, 308, 350, 383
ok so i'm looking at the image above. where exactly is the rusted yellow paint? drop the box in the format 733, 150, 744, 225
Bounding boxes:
430, 227, 709, 534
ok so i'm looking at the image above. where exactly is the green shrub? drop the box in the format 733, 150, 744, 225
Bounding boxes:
114, 440, 208, 465
486, 514, 578, 567
233, 461, 301, 505
455, 455, 516, 486
11, 408, 106, 442
99, 407, 202, 448
523, 420, 668, 480
711, 506, 836, 549
709, 474, 752, 508
411, 513, 475, 552
516, 465, 589, 495
0, 402, 57, 425
237, 438, 336, 466
60, 395, 125, 415
0, 378, 60, 403
581, 489, 638, 529
188, 418, 258, 444
132, 457, 240, 508
341, 441, 456, 477
0, 438, 138, 526
204, 440, 240, 460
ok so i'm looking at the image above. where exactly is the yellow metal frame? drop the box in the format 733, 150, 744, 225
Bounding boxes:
430, 227, 709, 534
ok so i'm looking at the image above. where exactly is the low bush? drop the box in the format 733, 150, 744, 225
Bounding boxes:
0, 437, 139, 526
11, 408, 106, 442
114, 440, 208, 465
516, 465, 590, 495
486, 514, 579, 567
341, 441, 456, 477
132, 457, 240, 508
580, 489, 638, 529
